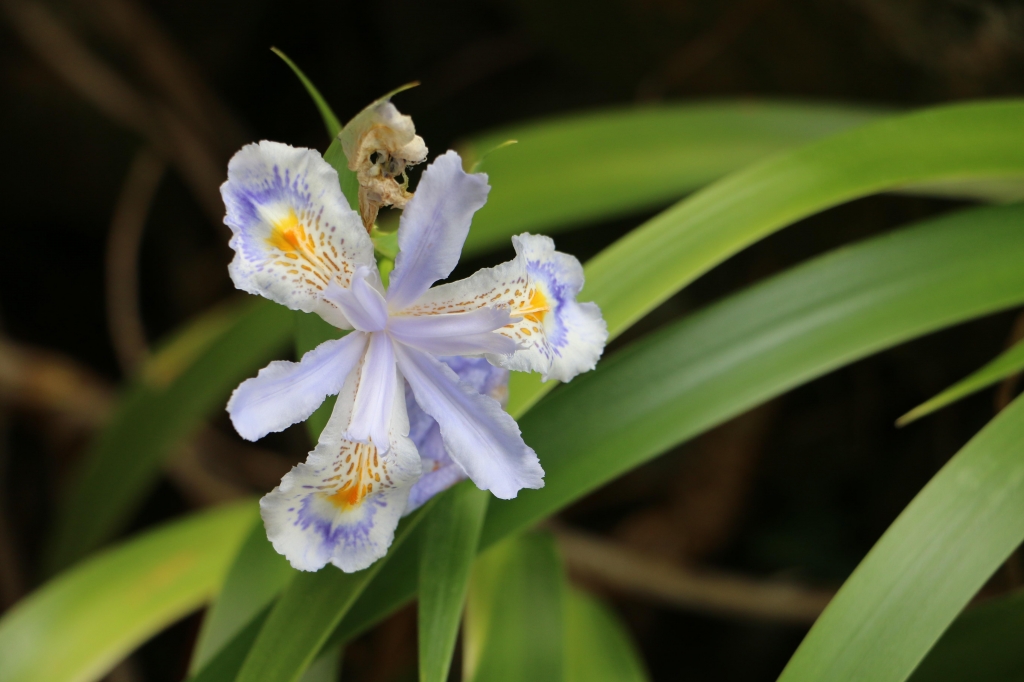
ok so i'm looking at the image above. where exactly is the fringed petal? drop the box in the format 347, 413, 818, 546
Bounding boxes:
260, 369, 420, 572
222, 141, 375, 328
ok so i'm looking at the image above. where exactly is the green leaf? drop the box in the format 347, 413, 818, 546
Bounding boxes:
898, 337, 1024, 426
328, 202, 1024, 644
507, 99, 1024, 428
777, 390, 1024, 682
486, 202, 1024, 544
190, 518, 294, 673
234, 504, 433, 682
565, 587, 648, 682
908, 589, 1024, 681
460, 101, 886, 255
0, 501, 256, 682
190, 606, 273, 682
270, 48, 342, 138
463, 531, 565, 682
418, 482, 488, 682
46, 298, 293, 573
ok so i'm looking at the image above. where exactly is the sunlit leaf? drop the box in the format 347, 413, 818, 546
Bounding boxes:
565, 587, 648, 682
898, 337, 1024, 426
418, 482, 488, 682
777, 390, 1024, 682
0, 501, 256, 682
464, 531, 564, 682
46, 298, 293, 572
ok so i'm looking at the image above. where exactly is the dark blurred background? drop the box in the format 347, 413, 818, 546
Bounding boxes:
3, 1, 1024, 680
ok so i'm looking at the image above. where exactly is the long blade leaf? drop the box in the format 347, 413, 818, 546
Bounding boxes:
506, 99, 1024, 416
418, 483, 488, 682
897, 337, 1024, 425
463, 531, 565, 682
908, 589, 1024, 681
0, 501, 256, 682
233, 504, 434, 682
461, 101, 885, 255
777, 390, 1024, 682
46, 298, 293, 572
565, 587, 649, 682
332, 202, 1024, 643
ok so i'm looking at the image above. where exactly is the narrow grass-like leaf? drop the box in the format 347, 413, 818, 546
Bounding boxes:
486, 202, 1024, 543
418, 482, 488, 682
46, 298, 293, 572
898, 338, 1024, 425
327, 202, 1024, 643
463, 531, 564, 682
565, 587, 648, 682
270, 48, 342, 138
0, 501, 256, 682
460, 101, 885, 255
506, 99, 1024, 425
234, 504, 433, 682
190, 606, 273, 682
777, 391, 1024, 682
190, 518, 293, 672
908, 589, 1024, 681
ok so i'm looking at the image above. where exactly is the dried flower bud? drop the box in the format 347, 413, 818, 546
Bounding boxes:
339, 91, 427, 230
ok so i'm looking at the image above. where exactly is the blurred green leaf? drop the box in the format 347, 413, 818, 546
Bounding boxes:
506, 99, 1024, 422
190, 520, 294, 673
565, 587, 648, 682
777, 390, 1024, 682
46, 298, 293, 573
190, 606, 272, 682
908, 589, 1024, 682
270, 48, 342, 138
460, 101, 885, 255
898, 338, 1024, 426
328, 202, 1024, 644
234, 504, 433, 682
464, 531, 564, 682
418, 482, 488, 682
0, 501, 256, 682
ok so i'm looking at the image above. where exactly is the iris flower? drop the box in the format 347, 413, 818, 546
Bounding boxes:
221, 141, 607, 571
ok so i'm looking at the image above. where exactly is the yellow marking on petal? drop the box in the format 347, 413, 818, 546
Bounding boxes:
518, 288, 550, 323
266, 210, 308, 253
325, 443, 381, 510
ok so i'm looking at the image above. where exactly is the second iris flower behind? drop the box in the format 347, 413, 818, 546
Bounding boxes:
221, 140, 606, 572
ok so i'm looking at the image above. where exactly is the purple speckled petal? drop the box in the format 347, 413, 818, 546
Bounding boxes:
222, 141, 375, 328
260, 367, 420, 573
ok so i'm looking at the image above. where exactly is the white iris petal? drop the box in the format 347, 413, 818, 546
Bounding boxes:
223, 141, 605, 572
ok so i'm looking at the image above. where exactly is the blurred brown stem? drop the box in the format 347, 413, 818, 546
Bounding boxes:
106, 147, 165, 376
80, 0, 246, 148
0, 337, 288, 505
554, 524, 834, 624
1, 0, 225, 224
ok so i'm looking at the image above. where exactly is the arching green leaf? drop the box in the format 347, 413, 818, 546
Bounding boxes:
0, 501, 256, 682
